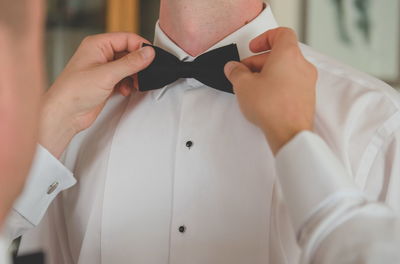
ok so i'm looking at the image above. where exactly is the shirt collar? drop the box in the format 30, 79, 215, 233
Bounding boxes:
152, 4, 279, 99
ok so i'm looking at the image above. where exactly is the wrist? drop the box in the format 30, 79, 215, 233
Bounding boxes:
262, 123, 311, 156
39, 95, 78, 159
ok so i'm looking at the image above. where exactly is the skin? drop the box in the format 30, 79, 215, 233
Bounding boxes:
158, 0, 317, 153
41, 1, 316, 160
0, 0, 45, 226
40, 35, 155, 158
159, 0, 264, 56
40, 0, 263, 157
225, 28, 317, 155
0, 0, 315, 231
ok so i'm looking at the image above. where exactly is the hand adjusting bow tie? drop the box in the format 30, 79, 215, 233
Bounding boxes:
138, 43, 240, 94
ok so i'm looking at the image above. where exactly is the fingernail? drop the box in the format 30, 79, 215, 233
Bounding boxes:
139, 46, 153, 60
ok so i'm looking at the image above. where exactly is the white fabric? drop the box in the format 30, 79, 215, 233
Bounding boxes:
17, 5, 400, 264
4, 145, 75, 240
276, 132, 400, 264
0, 236, 10, 264
276, 132, 364, 235
312, 204, 400, 264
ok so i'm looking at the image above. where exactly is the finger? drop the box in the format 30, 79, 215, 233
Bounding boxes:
114, 51, 129, 60
224, 61, 254, 89
114, 80, 122, 94
96, 46, 155, 85
241, 53, 270, 72
76, 32, 152, 64
249, 27, 299, 53
122, 87, 133, 97
133, 74, 139, 90
118, 77, 134, 97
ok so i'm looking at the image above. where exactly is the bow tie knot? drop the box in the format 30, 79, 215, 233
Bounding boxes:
138, 43, 240, 94
178, 61, 200, 78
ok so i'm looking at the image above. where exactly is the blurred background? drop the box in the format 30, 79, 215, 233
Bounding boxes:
45, 0, 400, 88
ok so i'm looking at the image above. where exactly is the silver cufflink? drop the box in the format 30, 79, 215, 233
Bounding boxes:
47, 181, 59, 194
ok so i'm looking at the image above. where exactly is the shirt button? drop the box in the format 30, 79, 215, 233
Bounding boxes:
186, 141, 193, 149
178, 225, 186, 233
47, 182, 59, 194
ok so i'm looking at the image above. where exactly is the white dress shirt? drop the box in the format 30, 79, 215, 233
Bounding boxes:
9, 5, 400, 264
276, 132, 400, 264
0, 236, 10, 264
3, 146, 75, 240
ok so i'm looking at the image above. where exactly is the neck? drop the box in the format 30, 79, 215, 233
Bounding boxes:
159, 0, 264, 56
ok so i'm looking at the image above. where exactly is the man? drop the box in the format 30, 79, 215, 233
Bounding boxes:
0, 0, 44, 227
12, 1, 400, 264
225, 29, 400, 264
0, 0, 45, 262
3, 33, 155, 239
0, 2, 156, 263
3, 27, 400, 264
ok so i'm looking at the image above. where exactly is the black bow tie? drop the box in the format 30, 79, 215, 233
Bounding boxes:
138, 43, 240, 94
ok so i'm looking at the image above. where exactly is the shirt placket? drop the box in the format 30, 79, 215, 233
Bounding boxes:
168, 86, 203, 264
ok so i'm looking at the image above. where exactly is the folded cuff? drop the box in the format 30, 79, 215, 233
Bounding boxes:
13, 145, 76, 226
275, 131, 365, 235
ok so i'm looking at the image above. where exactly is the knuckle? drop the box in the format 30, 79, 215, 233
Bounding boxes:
81, 34, 101, 48
283, 44, 300, 57
278, 27, 297, 38
230, 67, 245, 80
123, 52, 144, 68
275, 27, 290, 36
233, 70, 253, 85
81, 35, 95, 45
284, 27, 296, 36
81, 33, 106, 45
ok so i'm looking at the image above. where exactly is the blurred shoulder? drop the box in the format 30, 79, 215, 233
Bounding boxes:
299, 43, 400, 123
300, 43, 400, 108
299, 44, 400, 176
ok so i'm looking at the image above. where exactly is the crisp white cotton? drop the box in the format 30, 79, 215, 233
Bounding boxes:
7, 5, 400, 264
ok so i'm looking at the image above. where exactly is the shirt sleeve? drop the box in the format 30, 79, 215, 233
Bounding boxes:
312, 204, 400, 264
275, 131, 400, 264
4, 145, 76, 240
0, 237, 10, 264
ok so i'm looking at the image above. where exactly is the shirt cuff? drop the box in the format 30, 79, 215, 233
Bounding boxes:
0, 236, 10, 264
275, 131, 365, 236
12, 145, 76, 226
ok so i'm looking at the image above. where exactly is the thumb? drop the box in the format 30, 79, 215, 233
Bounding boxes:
97, 46, 155, 86
224, 61, 253, 89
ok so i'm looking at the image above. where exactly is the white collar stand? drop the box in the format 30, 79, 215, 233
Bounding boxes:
152, 4, 279, 100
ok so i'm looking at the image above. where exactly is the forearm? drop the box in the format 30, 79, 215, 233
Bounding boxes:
0, 21, 44, 227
